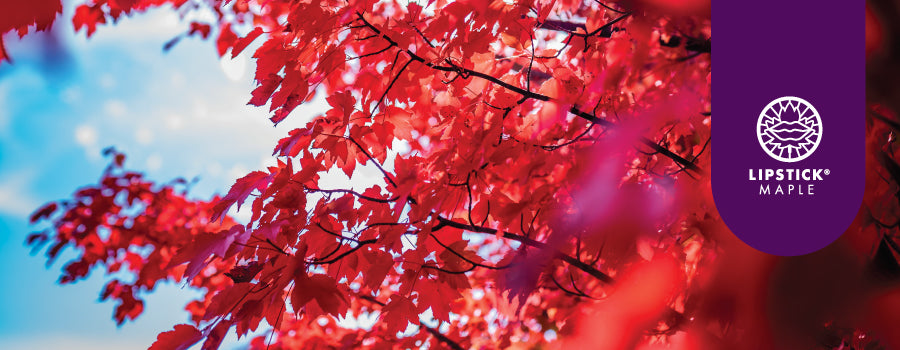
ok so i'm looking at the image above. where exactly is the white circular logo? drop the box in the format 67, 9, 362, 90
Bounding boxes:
757, 96, 822, 163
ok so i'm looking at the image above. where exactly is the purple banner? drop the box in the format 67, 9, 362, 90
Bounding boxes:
712, 2, 865, 255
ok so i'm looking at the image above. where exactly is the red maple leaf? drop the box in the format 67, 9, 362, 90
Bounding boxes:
189, 22, 211, 39
211, 171, 272, 222
381, 295, 419, 334
231, 26, 264, 58
29, 202, 57, 223
72, 4, 105, 37
0, 0, 62, 35
216, 22, 238, 56
149, 324, 202, 350
224, 261, 264, 283
292, 273, 348, 317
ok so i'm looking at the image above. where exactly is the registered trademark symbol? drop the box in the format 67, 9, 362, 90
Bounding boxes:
824, 169, 831, 176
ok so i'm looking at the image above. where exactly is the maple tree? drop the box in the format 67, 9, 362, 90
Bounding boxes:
10, 0, 900, 349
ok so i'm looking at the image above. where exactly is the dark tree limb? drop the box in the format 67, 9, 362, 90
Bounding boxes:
347, 135, 400, 188
371, 55, 414, 117
430, 233, 514, 270
358, 295, 466, 350
540, 122, 598, 151
348, 44, 393, 60
308, 238, 377, 265
548, 273, 595, 299
352, 12, 703, 174
432, 216, 615, 284
303, 185, 399, 203
536, 18, 587, 33
595, 0, 629, 14
422, 326, 466, 350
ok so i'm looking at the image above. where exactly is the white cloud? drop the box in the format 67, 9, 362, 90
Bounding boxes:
60, 87, 82, 105
98, 73, 116, 90
232, 207, 253, 223
74, 124, 98, 146
206, 162, 223, 177
0, 335, 145, 350
135, 126, 154, 145
192, 99, 209, 120
170, 72, 186, 87
164, 113, 184, 130
219, 53, 248, 82
227, 164, 249, 182
145, 154, 163, 171
68, 8, 183, 45
103, 100, 127, 118
74, 124, 102, 160
259, 156, 277, 170
0, 169, 41, 219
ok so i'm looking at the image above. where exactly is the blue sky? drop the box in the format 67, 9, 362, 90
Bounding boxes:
0, 5, 326, 349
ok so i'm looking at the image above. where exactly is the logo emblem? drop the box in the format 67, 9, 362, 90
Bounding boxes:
757, 96, 822, 162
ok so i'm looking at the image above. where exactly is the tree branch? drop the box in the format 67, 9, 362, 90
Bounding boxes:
540, 122, 598, 151
346, 135, 400, 188
536, 19, 587, 33
527, 12, 630, 38
464, 173, 476, 227
315, 222, 363, 243
430, 233, 514, 271
353, 12, 703, 174
432, 216, 614, 284
548, 273, 595, 299
585, 12, 631, 38
348, 44, 393, 60
308, 238, 377, 265
358, 295, 466, 350
568, 107, 702, 173
595, 0, 629, 14
371, 55, 414, 117
304, 185, 399, 203
422, 325, 466, 350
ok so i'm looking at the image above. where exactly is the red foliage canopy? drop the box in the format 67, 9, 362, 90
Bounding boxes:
12, 0, 900, 349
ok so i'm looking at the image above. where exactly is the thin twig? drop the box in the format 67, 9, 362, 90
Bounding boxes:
371, 55, 414, 117
353, 12, 702, 174
433, 216, 614, 284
